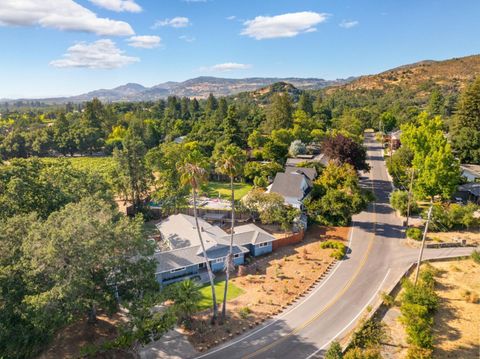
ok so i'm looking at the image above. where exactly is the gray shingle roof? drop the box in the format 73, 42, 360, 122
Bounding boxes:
154, 244, 248, 273
285, 166, 317, 181
270, 172, 310, 199
458, 182, 480, 197
223, 223, 276, 246
157, 213, 227, 249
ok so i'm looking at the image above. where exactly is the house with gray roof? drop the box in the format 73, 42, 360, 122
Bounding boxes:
461, 164, 480, 182
154, 214, 276, 285
266, 166, 317, 209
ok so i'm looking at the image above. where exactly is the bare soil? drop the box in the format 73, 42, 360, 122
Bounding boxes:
381, 258, 480, 359
184, 225, 350, 351
38, 313, 132, 359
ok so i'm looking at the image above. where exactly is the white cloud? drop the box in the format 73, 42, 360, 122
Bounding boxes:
127, 35, 161, 48
50, 39, 139, 69
201, 62, 252, 72
179, 35, 196, 42
152, 17, 190, 29
89, 0, 142, 13
241, 11, 328, 40
339, 20, 359, 29
0, 0, 134, 36
226, 16, 236, 21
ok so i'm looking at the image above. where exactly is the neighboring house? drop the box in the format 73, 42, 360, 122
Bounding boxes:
285, 152, 330, 167
461, 164, 480, 182
154, 214, 275, 286
229, 223, 277, 256
267, 171, 312, 209
389, 130, 402, 150
266, 166, 318, 209
173, 136, 186, 144
455, 183, 480, 204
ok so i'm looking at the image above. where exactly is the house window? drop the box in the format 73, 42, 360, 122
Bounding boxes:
198, 262, 206, 269
214, 258, 224, 263
170, 267, 186, 273
234, 253, 241, 258
257, 242, 269, 248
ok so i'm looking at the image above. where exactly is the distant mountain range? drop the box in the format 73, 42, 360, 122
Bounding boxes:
2, 77, 353, 104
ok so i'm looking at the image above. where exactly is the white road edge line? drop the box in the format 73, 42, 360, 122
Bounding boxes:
194, 225, 357, 359
304, 268, 392, 359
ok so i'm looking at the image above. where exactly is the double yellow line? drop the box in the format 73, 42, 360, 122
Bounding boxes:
244, 150, 378, 359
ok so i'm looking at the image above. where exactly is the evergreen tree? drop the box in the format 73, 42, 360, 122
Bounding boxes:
298, 92, 314, 116
265, 93, 293, 131
450, 77, 480, 164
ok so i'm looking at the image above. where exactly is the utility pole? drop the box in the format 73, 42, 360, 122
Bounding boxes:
414, 205, 433, 286
405, 168, 415, 227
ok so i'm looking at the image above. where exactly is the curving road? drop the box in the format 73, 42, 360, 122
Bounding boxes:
193, 133, 475, 359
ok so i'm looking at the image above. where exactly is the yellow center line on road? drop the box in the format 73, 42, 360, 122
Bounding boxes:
243, 143, 379, 359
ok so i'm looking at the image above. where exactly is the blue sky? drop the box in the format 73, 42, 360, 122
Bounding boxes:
0, 0, 479, 98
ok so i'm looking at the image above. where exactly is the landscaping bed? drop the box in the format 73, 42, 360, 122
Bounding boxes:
183, 225, 349, 351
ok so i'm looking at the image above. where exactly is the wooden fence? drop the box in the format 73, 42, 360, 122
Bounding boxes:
272, 230, 305, 251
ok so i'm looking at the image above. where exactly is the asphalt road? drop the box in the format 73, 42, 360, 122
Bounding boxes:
194, 133, 476, 359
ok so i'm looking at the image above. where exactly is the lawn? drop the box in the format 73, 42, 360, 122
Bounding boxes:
198, 280, 245, 311
200, 181, 253, 201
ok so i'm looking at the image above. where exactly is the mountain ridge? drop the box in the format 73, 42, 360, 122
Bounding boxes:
2, 77, 351, 104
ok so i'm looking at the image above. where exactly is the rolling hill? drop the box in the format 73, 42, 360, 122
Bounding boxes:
343, 54, 480, 92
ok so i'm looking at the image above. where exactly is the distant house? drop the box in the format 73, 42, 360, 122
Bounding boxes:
455, 183, 480, 204
389, 130, 402, 150
266, 167, 315, 209
285, 152, 330, 167
154, 214, 276, 286
461, 164, 480, 182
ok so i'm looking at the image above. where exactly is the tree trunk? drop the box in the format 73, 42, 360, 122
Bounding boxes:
192, 188, 218, 323
221, 176, 235, 322
87, 303, 97, 324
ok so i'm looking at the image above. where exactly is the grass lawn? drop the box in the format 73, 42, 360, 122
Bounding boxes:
198, 280, 245, 311
200, 181, 253, 201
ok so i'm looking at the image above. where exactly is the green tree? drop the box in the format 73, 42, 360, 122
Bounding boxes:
401, 113, 460, 200
298, 92, 314, 116
325, 340, 343, 359
112, 129, 152, 212
427, 88, 444, 116
215, 144, 247, 321
450, 77, 480, 164
265, 93, 293, 131
177, 150, 219, 323
169, 280, 201, 327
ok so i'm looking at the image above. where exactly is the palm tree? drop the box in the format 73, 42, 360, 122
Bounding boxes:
177, 150, 219, 323
215, 144, 247, 321
172, 279, 201, 328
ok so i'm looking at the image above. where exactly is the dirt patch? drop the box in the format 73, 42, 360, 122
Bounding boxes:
38, 313, 132, 359
381, 258, 480, 359
184, 225, 349, 351
431, 259, 480, 358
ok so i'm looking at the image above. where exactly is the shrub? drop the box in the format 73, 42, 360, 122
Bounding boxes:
381, 292, 395, 307
428, 203, 479, 232
321, 240, 347, 260
390, 190, 418, 216
472, 250, 480, 265
349, 319, 387, 350
406, 227, 423, 241
344, 347, 382, 359
325, 340, 343, 359
406, 346, 433, 359
239, 306, 251, 319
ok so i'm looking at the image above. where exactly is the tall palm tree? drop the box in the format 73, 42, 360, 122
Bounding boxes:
215, 144, 247, 321
177, 150, 219, 323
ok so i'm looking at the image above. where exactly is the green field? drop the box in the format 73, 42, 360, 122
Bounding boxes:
198, 280, 245, 311
41, 157, 115, 183
200, 181, 253, 200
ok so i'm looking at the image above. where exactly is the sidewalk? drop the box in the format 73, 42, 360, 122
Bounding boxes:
139, 328, 198, 359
